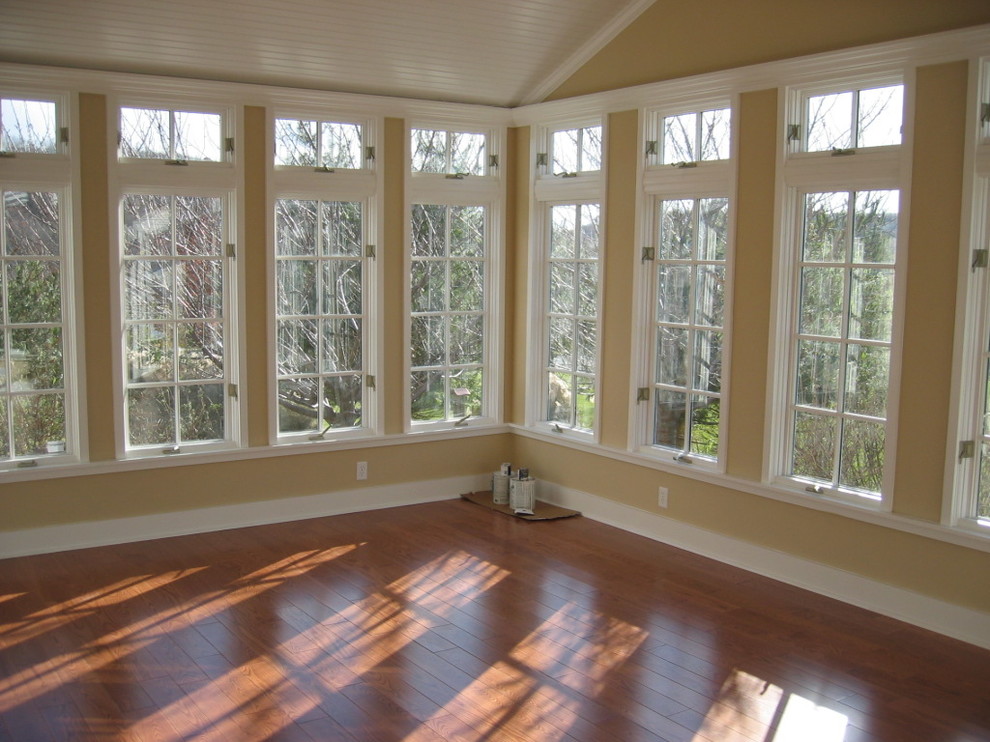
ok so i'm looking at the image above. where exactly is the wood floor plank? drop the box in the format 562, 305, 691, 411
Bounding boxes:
2, 499, 989, 741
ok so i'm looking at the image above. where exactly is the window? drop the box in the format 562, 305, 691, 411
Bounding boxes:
549, 125, 602, 175
544, 203, 600, 430
634, 101, 733, 465
771, 77, 905, 503
651, 197, 728, 459
121, 193, 235, 451
1, 97, 60, 154
796, 84, 903, 153
0, 188, 72, 463
274, 118, 366, 169
411, 128, 488, 176
275, 199, 368, 436
407, 123, 500, 429
658, 107, 731, 165
119, 106, 225, 162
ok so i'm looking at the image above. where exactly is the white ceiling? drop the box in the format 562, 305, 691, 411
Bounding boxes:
0, 0, 656, 107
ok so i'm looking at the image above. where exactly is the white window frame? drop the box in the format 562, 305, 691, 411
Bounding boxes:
110, 96, 244, 459
0, 88, 83, 471
946, 57, 990, 536
767, 71, 910, 509
526, 117, 605, 441
405, 120, 504, 433
268, 108, 382, 444
630, 98, 736, 471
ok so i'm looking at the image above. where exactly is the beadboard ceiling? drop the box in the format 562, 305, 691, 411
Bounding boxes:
0, 0, 656, 107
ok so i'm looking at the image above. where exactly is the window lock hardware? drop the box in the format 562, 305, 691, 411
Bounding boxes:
805, 484, 824, 494
555, 171, 579, 178
224, 137, 234, 153
645, 140, 658, 157
672, 161, 697, 169
165, 158, 189, 166
309, 423, 332, 441
489, 154, 499, 169
366, 375, 376, 390
536, 153, 548, 167
366, 244, 376, 259
60, 127, 70, 144
787, 124, 801, 142
445, 172, 469, 179
636, 387, 650, 402
162, 446, 181, 455
228, 383, 238, 399
981, 103, 990, 125
314, 165, 335, 173
959, 440, 976, 463
830, 147, 856, 157
641, 246, 655, 263
365, 146, 376, 161
971, 249, 988, 272
226, 243, 236, 259
552, 423, 564, 433
0, 151, 15, 159
16, 459, 38, 468
673, 452, 693, 464
454, 413, 471, 427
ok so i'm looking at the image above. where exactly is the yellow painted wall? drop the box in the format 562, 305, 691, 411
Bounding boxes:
550, 0, 990, 100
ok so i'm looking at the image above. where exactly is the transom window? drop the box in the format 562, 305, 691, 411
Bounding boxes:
274, 118, 365, 169
1, 97, 59, 155
275, 199, 366, 436
121, 192, 233, 450
786, 189, 898, 496
801, 84, 903, 152
411, 128, 487, 176
660, 108, 731, 165
651, 197, 728, 459
0, 188, 70, 462
550, 125, 602, 175
119, 107, 224, 162
410, 203, 486, 423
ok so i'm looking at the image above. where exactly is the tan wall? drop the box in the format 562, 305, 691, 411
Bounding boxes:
550, 0, 990, 100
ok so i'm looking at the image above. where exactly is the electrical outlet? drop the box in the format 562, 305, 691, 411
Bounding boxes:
658, 486, 669, 508
357, 461, 368, 480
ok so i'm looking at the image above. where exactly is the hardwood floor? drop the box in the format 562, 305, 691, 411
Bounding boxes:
1, 497, 988, 741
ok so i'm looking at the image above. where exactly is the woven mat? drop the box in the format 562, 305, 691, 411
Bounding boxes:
460, 491, 581, 521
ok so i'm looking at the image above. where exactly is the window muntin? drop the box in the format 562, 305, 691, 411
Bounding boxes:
785, 189, 898, 496
410, 203, 486, 423
121, 192, 232, 450
1, 98, 59, 155
804, 84, 903, 152
411, 128, 487, 176
0, 188, 70, 462
550, 125, 602, 175
661, 108, 731, 165
545, 203, 600, 431
651, 197, 728, 459
274, 118, 365, 169
275, 199, 366, 436
119, 107, 223, 162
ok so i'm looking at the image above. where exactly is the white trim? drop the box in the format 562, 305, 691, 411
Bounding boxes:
535, 480, 990, 650
0, 473, 487, 559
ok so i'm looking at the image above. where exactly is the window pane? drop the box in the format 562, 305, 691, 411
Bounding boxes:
550, 205, 576, 258
549, 263, 575, 314
663, 113, 696, 164
449, 369, 482, 418
278, 378, 318, 433
547, 317, 573, 370
852, 190, 898, 264
411, 369, 445, 420
844, 344, 889, 417
576, 320, 596, 374
450, 206, 484, 257
12, 393, 65, 456
552, 129, 579, 174
274, 119, 317, 166
6, 261, 61, 323
174, 111, 221, 162
857, 85, 903, 148
10, 327, 63, 389
803, 192, 849, 262
128, 386, 175, 446
322, 260, 362, 316
659, 199, 693, 260
411, 315, 444, 368
179, 384, 224, 442
656, 326, 688, 386
123, 194, 172, 257
807, 91, 853, 152
411, 260, 446, 313
792, 411, 836, 482
848, 268, 894, 342
127, 323, 173, 383
575, 376, 595, 429
799, 267, 844, 337
175, 196, 222, 256
654, 389, 686, 449
578, 263, 598, 318
449, 314, 483, 365
277, 319, 317, 376
120, 107, 169, 159
690, 395, 720, 457
1, 98, 57, 153
548, 372, 573, 424
693, 330, 722, 392
656, 265, 691, 324
450, 261, 484, 312
412, 204, 446, 257
698, 198, 728, 261
321, 122, 362, 169
276, 200, 318, 256
277, 260, 317, 316
177, 322, 223, 380
700, 109, 731, 161
451, 132, 485, 175
839, 418, 885, 492
5, 191, 59, 256
695, 266, 725, 328
581, 126, 602, 171
177, 260, 222, 320
579, 204, 601, 259
323, 375, 362, 428
796, 339, 840, 410
322, 318, 362, 373
411, 129, 447, 173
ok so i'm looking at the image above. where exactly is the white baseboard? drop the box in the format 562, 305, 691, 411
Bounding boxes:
536, 481, 990, 651
0, 473, 487, 559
